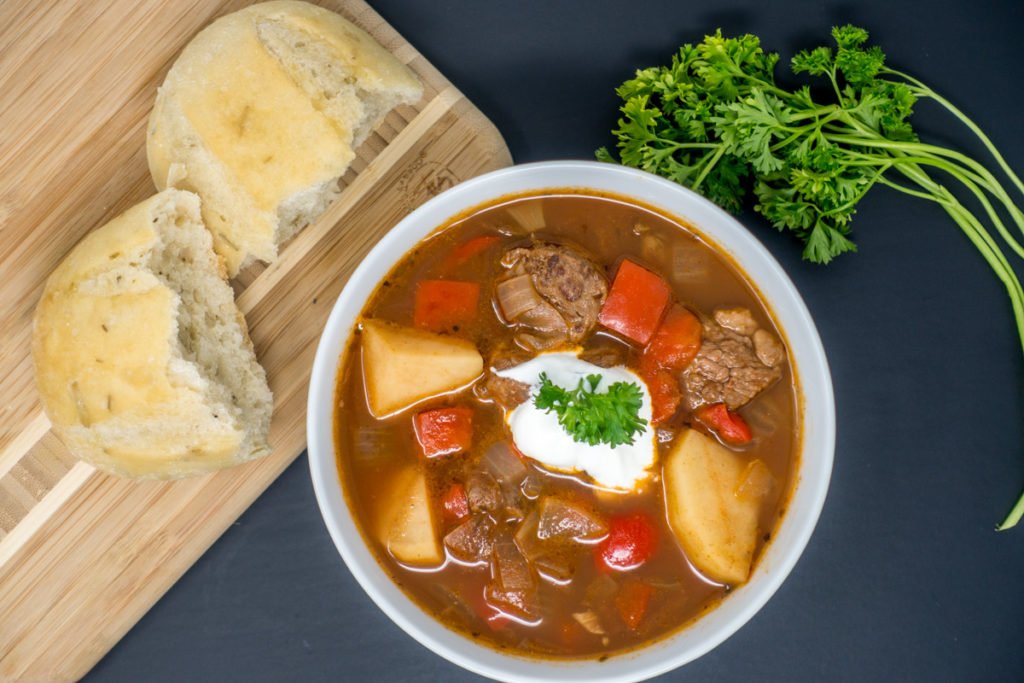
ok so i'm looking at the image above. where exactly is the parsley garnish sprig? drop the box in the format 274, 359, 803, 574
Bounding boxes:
598, 25, 1024, 530
534, 372, 648, 448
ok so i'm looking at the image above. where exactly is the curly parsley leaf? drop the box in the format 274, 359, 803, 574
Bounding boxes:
534, 372, 648, 448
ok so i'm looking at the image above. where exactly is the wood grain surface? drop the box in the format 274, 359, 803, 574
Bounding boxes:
0, 1, 511, 680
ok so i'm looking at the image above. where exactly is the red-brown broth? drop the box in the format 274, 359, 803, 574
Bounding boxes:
334, 191, 799, 658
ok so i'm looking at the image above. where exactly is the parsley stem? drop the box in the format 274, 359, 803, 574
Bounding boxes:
829, 133, 1024, 241
998, 492, 1024, 530
882, 68, 1024, 201
691, 144, 728, 193
854, 153, 1024, 259
888, 161, 1024, 350
820, 164, 891, 217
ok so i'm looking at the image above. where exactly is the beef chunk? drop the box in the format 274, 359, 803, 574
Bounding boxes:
467, 470, 502, 514
484, 373, 531, 410
714, 307, 759, 336
753, 329, 785, 368
682, 308, 785, 410
478, 347, 532, 410
578, 336, 630, 369
499, 243, 607, 349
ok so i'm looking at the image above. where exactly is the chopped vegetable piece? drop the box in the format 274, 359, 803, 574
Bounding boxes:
495, 274, 544, 320
506, 201, 546, 232
376, 466, 442, 566
572, 610, 605, 635
482, 441, 528, 484
351, 425, 395, 463
644, 307, 702, 371
694, 403, 753, 446
614, 580, 654, 630
514, 510, 575, 582
444, 515, 495, 563
413, 280, 480, 332
664, 429, 763, 584
582, 574, 623, 632
492, 538, 535, 592
441, 235, 501, 272
480, 442, 529, 514
361, 319, 483, 416
486, 536, 539, 620
536, 497, 607, 541
440, 482, 470, 523
638, 360, 681, 425
598, 259, 670, 344
736, 459, 776, 502
414, 407, 474, 458
596, 513, 657, 572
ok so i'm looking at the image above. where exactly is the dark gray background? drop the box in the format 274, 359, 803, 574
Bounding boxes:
87, 1, 1024, 681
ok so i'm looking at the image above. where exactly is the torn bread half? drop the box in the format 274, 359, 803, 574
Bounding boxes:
31, 189, 273, 479
147, 0, 423, 276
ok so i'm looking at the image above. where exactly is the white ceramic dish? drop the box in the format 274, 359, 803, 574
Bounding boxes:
307, 160, 835, 682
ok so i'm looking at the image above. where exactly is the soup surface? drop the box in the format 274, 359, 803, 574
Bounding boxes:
334, 191, 799, 658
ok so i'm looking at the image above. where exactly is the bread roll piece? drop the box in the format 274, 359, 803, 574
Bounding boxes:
147, 0, 423, 276
32, 189, 273, 479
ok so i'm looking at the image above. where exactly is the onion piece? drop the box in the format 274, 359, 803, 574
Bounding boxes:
584, 574, 619, 608
496, 274, 543, 319
506, 201, 546, 232
444, 515, 496, 563
352, 426, 394, 463
514, 510, 575, 583
743, 395, 780, 438
432, 584, 477, 625
483, 442, 528, 485
671, 240, 712, 286
491, 537, 535, 593
536, 497, 607, 541
572, 610, 605, 635
735, 459, 775, 502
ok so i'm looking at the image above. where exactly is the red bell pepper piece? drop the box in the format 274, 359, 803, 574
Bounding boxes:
643, 306, 702, 371
598, 259, 671, 345
693, 403, 753, 446
413, 280, 480, 332
413, 407, 474, 457
639, 358, 681, 424
440, 482, 470, 523
614, 580, 654, 630
441, 235, 501, 272
596, 512, 657, 572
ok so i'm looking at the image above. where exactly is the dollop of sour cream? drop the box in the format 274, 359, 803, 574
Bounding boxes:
495, 352, 656, 490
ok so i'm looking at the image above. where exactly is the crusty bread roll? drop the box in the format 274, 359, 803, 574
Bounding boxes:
31, 189, 273, 479
147, 0, 423, 276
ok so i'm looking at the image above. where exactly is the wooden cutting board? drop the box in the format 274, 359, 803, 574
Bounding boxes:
0, 1, 511, 680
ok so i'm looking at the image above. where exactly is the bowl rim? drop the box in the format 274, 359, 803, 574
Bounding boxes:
307, 160, 835, 683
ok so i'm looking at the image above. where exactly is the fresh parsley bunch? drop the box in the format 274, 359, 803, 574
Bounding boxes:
535, 373, 648, 448
599, 26, 1024, 529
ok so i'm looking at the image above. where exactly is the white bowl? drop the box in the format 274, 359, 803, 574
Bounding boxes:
307, 161, 835, 682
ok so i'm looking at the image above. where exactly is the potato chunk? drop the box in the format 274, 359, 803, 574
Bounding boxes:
377, 465, 442, 566
663, 429, 765, 585
361, 319, 483, 416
